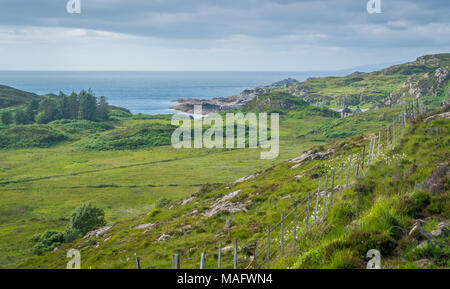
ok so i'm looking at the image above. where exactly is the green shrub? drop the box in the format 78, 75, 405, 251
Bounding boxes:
403, 191, 431, 217
345, 230, 397, 257
78, 123, 176, 150
148, 209, 161, 218
51, 119, 114, 134
69, 203, 106, 235
31, 230, 63, 255
15, 109, 30, 125
1, 111, 13, 125
0, 125, 67, 149
406, 240, 450, 265
63, 226, 82, 243
427, 195, 450, 218
156, 197, 172, 208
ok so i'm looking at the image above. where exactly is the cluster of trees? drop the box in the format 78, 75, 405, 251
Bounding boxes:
1, 90, 110, 125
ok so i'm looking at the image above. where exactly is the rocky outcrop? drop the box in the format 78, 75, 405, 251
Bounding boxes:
181, 196, 196, 206
202, 189, 249, 217
134, 223, 154, 234
409, 220, 435, 240
400, 67, 449, 100
202, 201, 248, 217
171, 87, 270, 114
233, 173, 260, 184
157, 233, 170, 242
424, 112, 450, 122
289, 148, 335, 169
431, 223, 449, 238
84, 226, 112, 239
171, 78, 301, 114
414, 258, 431, 269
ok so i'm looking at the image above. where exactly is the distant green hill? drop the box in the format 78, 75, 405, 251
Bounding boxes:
284, 53, 450, 109
0, 84, 40, 109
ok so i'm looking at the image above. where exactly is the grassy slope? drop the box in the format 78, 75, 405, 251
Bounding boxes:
284, 53, 450, 110
0, 84, 39, 109
17, 106, 423, 269
25, 106, 449, 269
0, 110, 336, 267
279, 111, 449, 269
1, 53, 448, 268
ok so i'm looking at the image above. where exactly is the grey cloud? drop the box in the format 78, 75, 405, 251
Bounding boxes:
0, 0, 449, 48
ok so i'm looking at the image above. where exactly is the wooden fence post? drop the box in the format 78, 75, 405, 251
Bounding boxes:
386, 126, 389, 147
233, 238, 237, 269
346, 154, 352, 188
331, 169, 335, 189
367, 138, 372, 167
136, 256, 140, 269
403, 110, 406, 130
403, 109, 406, 129
280, 212, 284, 257
329, 188, 334, 208
393, 119, 396, 145
200, 252, 205, 269
314, 178, 321, 222
370, 137, 375, 164
218, 242, 222, 269
339, 163, 343, 191
355, 149, 361, 177
172, 254, 180, 269
370, 135, 377, 164
306, 192, 310, 226
377, 131, 381, 156
417, 99, 420, 115
323, 174, 328, 212
293, 200, 298, 242
266, 225, 270, 268
361, 145, 366, 170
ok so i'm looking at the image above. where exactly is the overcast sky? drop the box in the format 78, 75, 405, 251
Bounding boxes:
0, 0, 449, 71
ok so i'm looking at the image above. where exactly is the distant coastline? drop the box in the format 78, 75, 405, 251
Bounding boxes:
0, 69, 376, 115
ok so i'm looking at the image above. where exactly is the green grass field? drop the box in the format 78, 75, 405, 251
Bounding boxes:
0, 112, 335, 267
0, 105, 405, 268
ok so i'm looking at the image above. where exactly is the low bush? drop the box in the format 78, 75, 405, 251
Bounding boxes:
156, 197, 172, 208
31, 231, 63, 255
0, 125, 67, 149
78, 123, 176, 150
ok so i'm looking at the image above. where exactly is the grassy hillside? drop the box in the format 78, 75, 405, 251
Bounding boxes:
0, 53, 448, 269
17, 104, 449, 269
0, 84, 39, 109
283, 53, 450, 110
0, 105, 340, 267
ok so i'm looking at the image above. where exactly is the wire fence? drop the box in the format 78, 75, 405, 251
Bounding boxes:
136, 99, 426, 269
